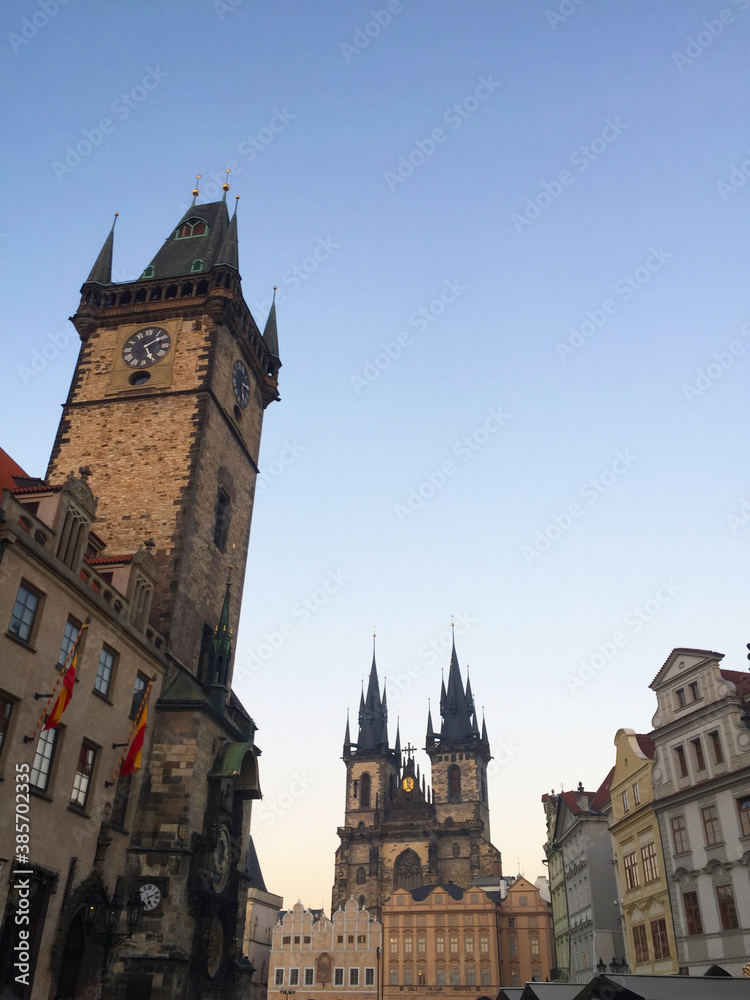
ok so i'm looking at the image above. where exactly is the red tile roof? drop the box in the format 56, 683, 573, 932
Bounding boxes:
635, 733, 656, 759
0, 446, 31, 492
85, 555, 133, 566
650, 647, 725, 685
591, 766, 614, 811
720, 669, 750, 697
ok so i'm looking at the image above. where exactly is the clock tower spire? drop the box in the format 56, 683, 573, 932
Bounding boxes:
46, 189, 280, 681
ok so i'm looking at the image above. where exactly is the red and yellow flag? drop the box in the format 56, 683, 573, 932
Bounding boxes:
43, 630, 83, 730
119, 683, 151, 776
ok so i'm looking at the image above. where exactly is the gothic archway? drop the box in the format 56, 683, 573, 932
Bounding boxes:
393, 849, 423, 891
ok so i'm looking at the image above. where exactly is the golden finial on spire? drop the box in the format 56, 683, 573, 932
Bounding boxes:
192, 174, 201, 197
222, 167, 231, 192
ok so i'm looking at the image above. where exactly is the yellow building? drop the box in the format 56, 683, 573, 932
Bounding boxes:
496, 876, 555, 988
609, 729, 678, 974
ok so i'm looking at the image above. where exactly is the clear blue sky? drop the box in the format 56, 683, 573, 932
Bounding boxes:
3, 0, 750, 909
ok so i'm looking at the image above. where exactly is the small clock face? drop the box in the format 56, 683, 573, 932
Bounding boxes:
402, 776, 415, 792
211, 828, 231, 893
139, 883, 161, 911
232, 360, 250, 409
122, 327, 172, 368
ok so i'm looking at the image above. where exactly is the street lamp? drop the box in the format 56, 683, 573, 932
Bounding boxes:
596, 958, 606, 974
84, 886, 144, 995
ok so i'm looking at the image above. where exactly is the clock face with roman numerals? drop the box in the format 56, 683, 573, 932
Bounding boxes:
122, 327, 172, 368
232, 360, 250, 409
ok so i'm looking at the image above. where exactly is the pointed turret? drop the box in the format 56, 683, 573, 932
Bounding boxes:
204, 568, 233, 710
481, 712, 490, 751
440, 636, 474, 741
426, 705, 436, 750
394, 719, 401, 759
86, 214, 117, 285
343, 712, 352, 759
215, 207, 239, 270
263, 287, 280, 360
357, 654, 388, 751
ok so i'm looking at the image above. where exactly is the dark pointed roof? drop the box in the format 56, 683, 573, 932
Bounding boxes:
356, 654, 388, 752
263, 288, 280, 359
212, 573, 233, 672
426, 706, 436, 750
244, 835, 268, 891
86, 215, 117, 285
343, 712, 352, 757
216, 207, 239, 270
145, 200, 234, 280
439, 638, 475, 742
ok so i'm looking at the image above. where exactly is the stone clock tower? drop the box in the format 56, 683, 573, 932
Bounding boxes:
42, 185, 281, 1000
47, 187, 280, 678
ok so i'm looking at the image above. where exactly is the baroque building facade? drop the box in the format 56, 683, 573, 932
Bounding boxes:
0, 185, 281, 1000
332, 640, 502, 919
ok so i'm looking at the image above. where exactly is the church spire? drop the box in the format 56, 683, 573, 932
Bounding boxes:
426, 703, 436, 750
263, 287, 280, 360
204, 565, 233, 711
438, 635, 477, 743
86, 213, 118, 285
216, 206, 239, 270
355, 639, 389, 752
343, 711, 352, 759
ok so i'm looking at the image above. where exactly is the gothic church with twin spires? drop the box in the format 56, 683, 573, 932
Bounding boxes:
332, 639, 502, 918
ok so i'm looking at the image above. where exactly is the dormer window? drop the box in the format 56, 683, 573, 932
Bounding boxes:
190, 259, 204, 273
142, 265, 156, 279
176, 219, 208, 239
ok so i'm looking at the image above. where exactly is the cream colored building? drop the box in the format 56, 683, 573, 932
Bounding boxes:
496, 876, 555, 988
268, 899, 381, 1000
608, 729, 678, 974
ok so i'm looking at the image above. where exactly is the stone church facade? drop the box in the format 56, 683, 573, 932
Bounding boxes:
0, 185, 281, 1000
332, 640, 502, 919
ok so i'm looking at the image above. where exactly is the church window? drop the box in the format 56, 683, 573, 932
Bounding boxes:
130, 573, 153, 631
191, 259, 204, 273
393, 849, 422, 891
448, 765, 461, 800
142, 265, 156, 278
360, 772, 371, 807
57, 504, 88, 571
274, 969, 284, 986
135, 288, 147, 302
176, 219, 208, 239
480, 768, 487, 804
213, 487, 231, 551
356, 867, 366, 884
334, 968, 344, 985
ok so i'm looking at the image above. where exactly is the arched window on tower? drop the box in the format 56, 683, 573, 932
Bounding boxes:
393, 848, 423, 891
360, 772, 371, 808
448, 765, 461, 801
176, 219, 208, 239
356, 867, 366, 884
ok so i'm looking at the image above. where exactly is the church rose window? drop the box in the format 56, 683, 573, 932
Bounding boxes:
394, 849, 422, 891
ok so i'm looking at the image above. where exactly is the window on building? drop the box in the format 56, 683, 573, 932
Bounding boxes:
9, 583, 40, 643
389, 968, 398, 985
641, 843, 658, 883
435, 936, 445, 955
691, 738, 706, 771
176, 219, 208, 239
530, 937, 540, 956
622, 789, 629, 813
701, 805, 722, 845
520, 896, 527, 906
448, 765, 461, 799
434, 894, 443, 904
448, 913, 458, 927
683, 891, 703, 935
357, 934, 365, 944
190, 259, 204, 273
737, 796, 750, 837
650, 919, 670, 960
58, 617, 82, 666
283, 937, 292, 945
356, 866, 366, 884
417, 915, 426, 927
402, 967, 411, 986
404, 937, 413, 955
633, 782, 640, 805
364, 968, 375, 986
360, 772, 371, 807
390, 935, 398, 954
449, 936, 458, 955
465, 935, 474, 954
633, 924, 649, 964
508, 917, 515, 928
508, 938, 517, 956
0, 695, 14, 760
480, 967, 491, 986
708, 730, 724, 764
623, 851, 639, 890
417, 937, 426, 955
304, 936, 311, 944
403, 914, 412, 927
130, 672, 148, 719
213, 487, 231, 551
274, 969, 284, 986
289, 970, 299, 986
347, 935, 353, 944
436, 967, 446, 985
449, 967, 460, 986
716, 884, 739, 931
303, 969, 314, 986
671, 815, 690, 854
531, 968, 542, 982
675, 688, 686, 708
479, 935, 489, 954
30, 726, 58, 792
689, 681, 700, 701
465, 966, 475, 985
110, 771, 132, 828
94, 646, 116, 696
674, 745, 688, 778
334, 968, 344, 985
511, 971, 520, 986
71, 741, 96, 808
464, 913, 474, 925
